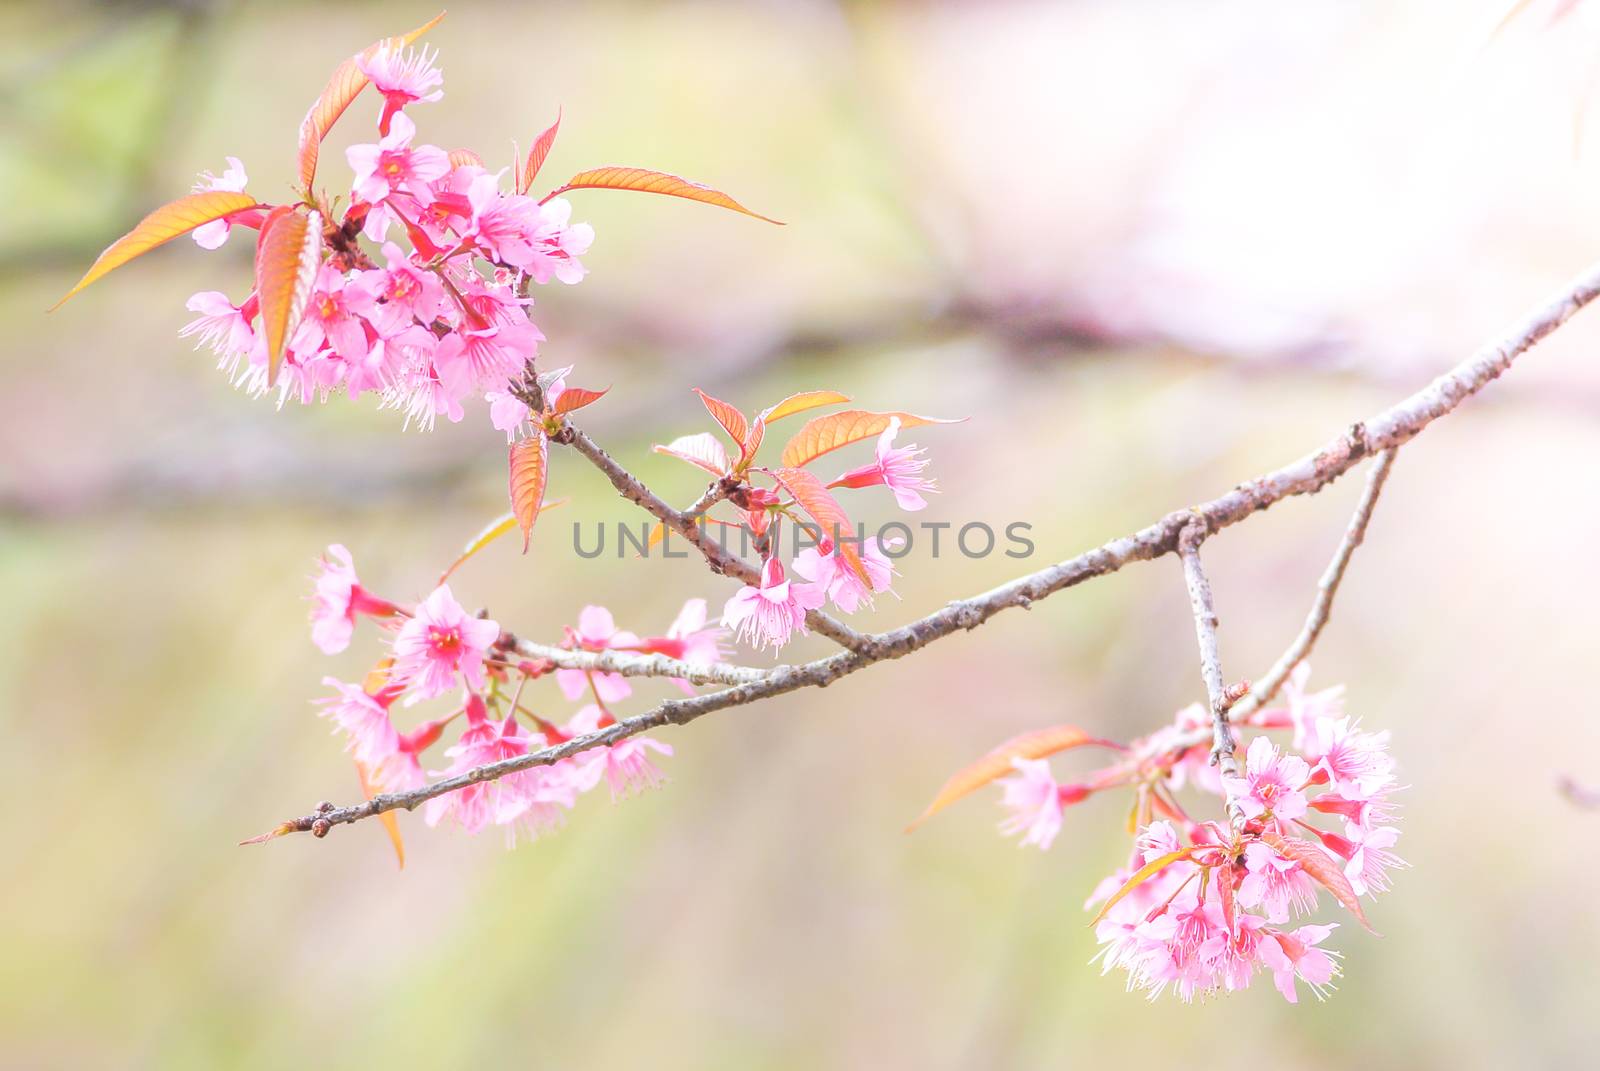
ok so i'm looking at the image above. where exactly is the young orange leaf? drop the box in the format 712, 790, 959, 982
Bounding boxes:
356, 761, 405, 869
1263, 830, 1379, 935
553, 385, 610, 415
448, 148, 484, 169
509, 433, 550, 553
50, 190, 261, 310
296, 11, 446, 193
759, 390, 851, 424
1090, 848, 1199, 926
693, 388, 750, 454
518, 110, 562, 194
254, 206, 324, 387
362, 656, 395, 696
780, 409, 963, 469
741, 415, 766, 464
770, 466, 869, 586
906, 724, 1118, 830
652, 432, 731, 477
540, 167, 783, 224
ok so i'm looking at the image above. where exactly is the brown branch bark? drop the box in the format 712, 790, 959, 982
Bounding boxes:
258, 258, 1600, 842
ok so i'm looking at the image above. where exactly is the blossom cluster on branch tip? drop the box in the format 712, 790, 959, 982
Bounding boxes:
310, 542, 728, 841
985, 666, 1405, 1002
180, 44, 590, 427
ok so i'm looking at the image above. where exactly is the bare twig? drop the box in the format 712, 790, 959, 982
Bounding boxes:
1231, 448, 1398, 720
499, 634, 769, 688
260, 257, 1600, 841
1177, 519, 1240, 778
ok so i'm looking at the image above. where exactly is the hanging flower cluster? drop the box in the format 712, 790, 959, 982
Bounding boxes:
310, 541, 727, 841
933, 665, 1405, 1003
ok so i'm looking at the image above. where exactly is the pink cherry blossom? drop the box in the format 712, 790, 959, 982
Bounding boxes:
390, 584, 500, 700
191, 157, 249, 249
520, 197, 594, 284
831, 417, 938, 511
791, 535, 900, 614
347, 112, 450, 208
309, 544, 400, 654
997, 757, 1067, 850
720, 556, 824, 651
1236, 841, 1319, 922
293, 266, 380, 364
1259, 923, 1341, 1003
1283, 662, 1347, 751
566, 705, 674, 799
1304, 716, 1395, 797
554, 606, 637, 704
485, 390, 532, 441
357, 43, 444, 134
361, 242, 447, 335
180, 291, 258, 377
424, 712, 538, 835
1223, 735, 1311, 822
1341, 822, 1405, 897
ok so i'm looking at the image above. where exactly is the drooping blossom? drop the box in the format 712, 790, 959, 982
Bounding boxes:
791, 536, 900, 614
315, 677, 426, 791
830, 417, 938, 511
997, 757, 1067, 850
566, 704, 673, 800
180, 291, 258, 377
1223, 735, 1310, 822
1283, 662, 1347, 751
1236, 841, 1319, 922
390, 584, 500, 700
309, 544, 400, 654
191, 157, 249, 249
1303, 716, 1395, 797
1259, 924, 1341, 1003
1340, 822, 1405, 897
721, 556, 824, 652
554, 606, 636, 705
424, 710, 537, 835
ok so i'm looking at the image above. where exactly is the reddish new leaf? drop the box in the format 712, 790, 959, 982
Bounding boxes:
760, 390, 851, 424
780, 409, 963, 469
771, 466, 871, 586
693, 388, 749, 456
50, 190, 261, 309
652, 433, 731, 477
1090, 848, 1199, 926
254, 206, 323, 386
741, 415, 766, 464
540, 167, 783, 224
1264, 830, 1379, 934
552, 385, 610, 415
907, 724, 1118, 830
517, 110, 562, 194
509, 433, 550, 553
356, 760, 405, 869
296, 11, 446, 193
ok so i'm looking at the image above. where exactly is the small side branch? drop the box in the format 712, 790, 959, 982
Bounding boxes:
1233, 448, 1398, 718
1178, 519, 1240, 778
499, 634, 772, 687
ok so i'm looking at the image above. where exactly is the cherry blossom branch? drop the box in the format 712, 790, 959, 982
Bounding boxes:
497, 632, 769, 687
553, 423, 875, 652
1177, 519, 1242, 780
264, 257, 1600, 841
1230, 448, 1398, 720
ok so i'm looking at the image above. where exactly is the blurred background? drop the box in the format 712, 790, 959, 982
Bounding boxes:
4, 0, 1600, 1067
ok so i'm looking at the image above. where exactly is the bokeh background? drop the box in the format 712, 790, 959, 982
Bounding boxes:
4, 0, 1600, 1067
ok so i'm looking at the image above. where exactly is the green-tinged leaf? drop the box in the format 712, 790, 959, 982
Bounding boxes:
297, 11, 446, 192
553, 385, 609, 415
541, 166, 783, 224
509, 433, 550, 552
518, 110, 562, 194
1264, 830, 1379, 934
907, 724, 1119, 830
438, 501, 568, 585
780, 409, 963, 469
693, 388, 749, 454
653, 432, 731, 477
760, 390, 851, 424
50, 191, 261, 309
770, 466, 869, 586
255, 206, 323, 386
1091, 849, 1199, 926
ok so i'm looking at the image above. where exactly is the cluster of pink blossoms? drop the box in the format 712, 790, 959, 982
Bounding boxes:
994, 666, 1404, 1002
309, 544, 725, 840
180, 44, 592, 430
